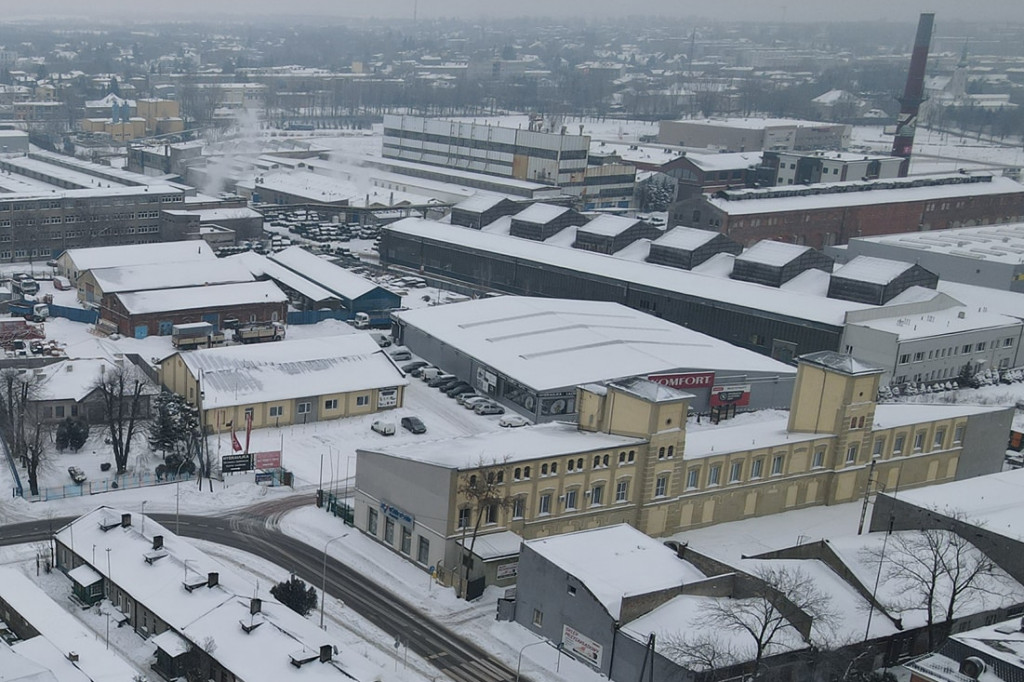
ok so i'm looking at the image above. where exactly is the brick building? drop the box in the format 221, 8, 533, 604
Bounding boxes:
101, 281, 287, 338
669, 173, 1024, 249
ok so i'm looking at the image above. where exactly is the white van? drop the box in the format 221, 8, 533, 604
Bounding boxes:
420, 367, 441, 381
371, 420, 396, 436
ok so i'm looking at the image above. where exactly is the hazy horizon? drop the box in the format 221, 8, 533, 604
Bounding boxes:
5, 0, 1024, 24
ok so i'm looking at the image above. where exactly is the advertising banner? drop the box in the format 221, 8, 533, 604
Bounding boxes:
647, 372, 715, 390
710, 384, 752, 408
562, 624, 603, 668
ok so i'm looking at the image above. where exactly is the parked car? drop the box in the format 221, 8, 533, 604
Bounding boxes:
388, 349, 413, 362
498, 414, 529, 427
67, 466, 87, 484
410, 365, 434, 378
445, 383, 474, 398
462, 396, 492, 410
430, 375, 460, 390
474, 402, 506, 415
456, 392, 483, 406
400, 416, 426, 434
370, 420, 396, 436
401, 361, 429, 374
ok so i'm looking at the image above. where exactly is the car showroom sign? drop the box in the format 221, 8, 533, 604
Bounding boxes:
711, 383, 752, 407
647, 372, 715, 390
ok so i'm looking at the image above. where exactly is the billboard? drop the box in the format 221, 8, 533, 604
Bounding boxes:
710, 384, 751, 408
221, 453, 253, 473
647, 372, 715, 390
254, 450, 282, 469
562, 624, 603, 668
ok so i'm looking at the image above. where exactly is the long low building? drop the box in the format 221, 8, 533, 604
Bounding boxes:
59, 240, 217, 286
77, 258, 255, 304
101, 280, 287, 338
381, 217, 864, 361
160, 334, 408, 430
392, 296, 796, 420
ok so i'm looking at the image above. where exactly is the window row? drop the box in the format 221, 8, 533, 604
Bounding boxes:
899, 338, 1015, 365
511, 449, 641, 481
367, 508, 430, 564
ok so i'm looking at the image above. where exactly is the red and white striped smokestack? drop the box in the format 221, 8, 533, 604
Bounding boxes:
891, 13, 935, 176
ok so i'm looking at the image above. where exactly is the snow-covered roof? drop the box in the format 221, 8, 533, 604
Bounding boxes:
179, 335, 407, 410
362, 421, 646, 469
239, 170, 356, 203
798, 351, 883, 376
393, 297, 794, 393
452, 194, 512, 213
456, 530, 523, 560
607, 376, 692, 403
0, 566, 140, 682
89, 259, 254, 295
64, 240, 215, 273
708, 174, 1021, 217
512, 203, 570, 224
682, 151, 761, 172
51, 509, 373, 681
226, 252, 340, 304
163, 206, 262, 222
848, 305, 1021, 340
34, 358, 158, 402
832, 256, 914, 285
651, 226, 720, 251
114, 280, 286, 315
736, 240, 811, 267
525, 524, 705, 619
270, 247, 378, 302
887, 468, 1024, 543
0, 184, 181, 203
386, 218, 871, 326
849, 222, 1024, 267
666, 116, 839, 130
576, 214, 640, 237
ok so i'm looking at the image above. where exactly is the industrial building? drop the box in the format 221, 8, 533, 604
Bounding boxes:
657, 117, 851, 152
268, 246, 400, 319
391, 296, 796, 420
354, 351, 1011, 592
761, 150, 903, 186
101, 280, 287, 338
59, 240, 217, 286
160, 335, 407, 430
669, 173, 1024, 249
76, 258, 255, 304
835, 222, 1024, 294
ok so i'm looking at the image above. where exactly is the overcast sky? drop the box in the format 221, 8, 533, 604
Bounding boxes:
7, 0, 1024, 23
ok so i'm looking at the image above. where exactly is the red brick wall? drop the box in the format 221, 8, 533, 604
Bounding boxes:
101, 294, 287, 337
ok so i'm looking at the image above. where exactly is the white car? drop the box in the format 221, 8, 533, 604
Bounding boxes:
498, 414, 529, 428
370, 420, 396, 436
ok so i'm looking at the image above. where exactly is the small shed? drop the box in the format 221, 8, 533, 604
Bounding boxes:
450, 196, 521, 230
827, 256, 938, 305
730, 241, 834, 287
68, 563, 104, 605
573, 215, 662, 254
509, 204, 587, 241
646, 226, 743, 270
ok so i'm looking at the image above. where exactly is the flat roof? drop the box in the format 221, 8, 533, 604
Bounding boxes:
362, 421, 646, 469
180, 335, 407, 409
512, 203, 570, 224
664, 116, 843, 130
114, 280, 286, 315
387, 218, 870, 327
394, 297, 794, 393
708, 174, 1022, 216
849, 222, 1024, 266
848, 305, 1020, 340
576, 214, 641, 237
651, 226, 724, 251
735, 240, 812, 267
525, 524, 705, 619
0, 183, 181, 202
63, 240, 215, 272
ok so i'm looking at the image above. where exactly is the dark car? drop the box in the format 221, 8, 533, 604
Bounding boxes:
446, 384, 475, 399
401, 361, 429, 374
400, 416, 426, 434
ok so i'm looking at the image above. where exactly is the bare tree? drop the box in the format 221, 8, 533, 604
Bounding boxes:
92, 364, 149, 476
866, 524, 1000, 649
660, 632, 739, 682
456, 457, 512, 599
0, 368, 47, 496
692, 564, 836, 680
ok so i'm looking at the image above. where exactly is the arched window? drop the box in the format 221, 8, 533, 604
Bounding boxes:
551, 462, 558, 474
603, 454, 610, 466
514, 467, 521, 480
667, 446, 674, 457
496, 471, 504, 483
567, 459, 575, 472
524, 466, 531, 479
541, 464, 548, 476
577, 458, 583, 470
658, 447, 666, 459
593, 455, 601, 468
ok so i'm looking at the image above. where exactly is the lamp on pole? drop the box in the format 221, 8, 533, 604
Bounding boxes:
319, 534, 347, 629
516, 640, 550, 682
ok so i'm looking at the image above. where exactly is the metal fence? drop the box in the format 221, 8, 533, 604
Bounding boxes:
48, 304, 99, 324
29, 471, 194, 502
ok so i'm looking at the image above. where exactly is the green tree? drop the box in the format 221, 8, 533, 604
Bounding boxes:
55, 417, 89, 453
271, 575, 318, 616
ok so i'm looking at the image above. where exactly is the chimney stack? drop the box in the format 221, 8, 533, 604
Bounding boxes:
319, 645, 333, 663
120, 513, 131, 528
207, 572, 219, 588
67, 652, 79, 662
152, 535, 163, 550
250, 598, 262, 615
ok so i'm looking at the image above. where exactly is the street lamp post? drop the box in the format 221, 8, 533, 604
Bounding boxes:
319, 534, 347, 629
516, 640, 550, 682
